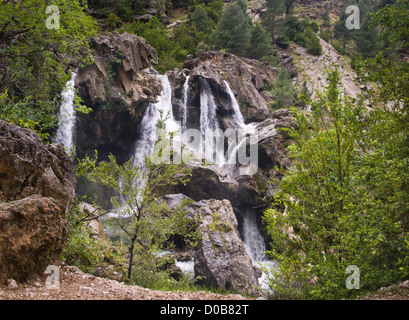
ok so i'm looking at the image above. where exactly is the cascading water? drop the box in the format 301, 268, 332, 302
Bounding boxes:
156, 74, 180, 134
223, 81, 257, 177
55, 72, 77, 155
224, 80, 245, 129
132, 103, 160, 170
199, 78, 225, 165
240, 208, 276, 293
181, 75, 190, 131
126, 74, 275, 286
133, 74, 180, 170
241, 209, 267, 262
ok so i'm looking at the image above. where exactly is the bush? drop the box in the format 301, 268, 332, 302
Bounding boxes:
307, 34, 322, 55
107, 13, 122, 30
276, 35, 290, 49
294, 32, 308, 47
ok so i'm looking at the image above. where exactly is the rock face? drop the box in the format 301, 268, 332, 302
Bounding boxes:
191, 199, 262, 296
0, 120, 76, 212
0, 121, 77, 284
167, 51, 281, 125
75, 32, 162, 163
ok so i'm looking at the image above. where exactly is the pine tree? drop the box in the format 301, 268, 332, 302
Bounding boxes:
247, 23, 273, 59
261, 0, 286, 43
270, 69, 296, 109
192, 4, 209, 32
355, 19, 381, 58
210, 3, 250, 56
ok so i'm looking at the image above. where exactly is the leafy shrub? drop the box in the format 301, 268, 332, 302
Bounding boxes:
107, 13, 122, 30
307, 34, 322, 55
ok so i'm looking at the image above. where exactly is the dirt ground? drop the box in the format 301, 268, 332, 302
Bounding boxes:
0, 265, 249, 301
2, 264, 408, 301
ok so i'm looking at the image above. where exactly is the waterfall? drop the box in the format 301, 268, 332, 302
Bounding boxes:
55, 72, 77, 155
222, 80, 257, 176
240, 208, 276, 293
156, 74, 180, 134
199, 78, 219, 134
224, 80, 245, 129
133, 74, 180, 169
199, 78, 224, 165
133, 103, 160, 169
181, 75, 190, 131
241, 209, 267, 262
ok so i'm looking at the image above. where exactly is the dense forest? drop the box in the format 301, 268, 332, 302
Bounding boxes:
1, 0, 409, 300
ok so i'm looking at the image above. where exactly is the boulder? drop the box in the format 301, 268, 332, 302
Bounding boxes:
191, 199, 262, 296
0, 195, 68, 283
0, 121, 76, 284
0, 120, 76, 212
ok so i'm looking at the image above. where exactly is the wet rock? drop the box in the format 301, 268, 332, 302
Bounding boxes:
75, 32, 162, 164
167, 51, 281, 124
191, 199, 262, 296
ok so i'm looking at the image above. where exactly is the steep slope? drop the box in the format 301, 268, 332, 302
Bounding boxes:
289, 36, 362, 102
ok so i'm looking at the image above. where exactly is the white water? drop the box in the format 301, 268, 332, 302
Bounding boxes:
199, 78, 225, 165
175, 259, 195, 281
156, 74, 181, 134
224, 80, 245, 129
241, 209, 267, 262
133, 102, 160, 169
133, 74, 180, 169
181, 75, 190, 131
55, 72, 77, 155
241, 209, 276, 293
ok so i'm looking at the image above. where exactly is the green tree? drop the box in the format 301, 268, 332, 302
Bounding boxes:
237, 0, 248, 14
269, 69, 296, 109
0, 0, 97, 140
192, 5, 210, 32
263, 69, 409, 299
210, 3, 250, 56
261, 0, 286, 43
355, 19, 381, 58
307, 32, 323, 56
247, 23, 274, 59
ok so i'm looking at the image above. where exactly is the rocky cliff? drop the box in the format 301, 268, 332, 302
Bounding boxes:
75, 32, 162, 163
0, 121, 77, 284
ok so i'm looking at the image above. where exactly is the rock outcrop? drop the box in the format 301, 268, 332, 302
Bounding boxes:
75, 32, 162, 163
191, 199, 262, 296
167, 51, 281, 125
0, 121, 77, 284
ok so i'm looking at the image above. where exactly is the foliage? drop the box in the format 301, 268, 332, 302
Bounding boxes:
0, 0, 97, 141
263, 69, 409, 299
62, 198, 111, 274
269, 69, 296, 110
262, 0, 286, 43
247, 23, 274, 59
210, 3, 250, 56
306, 32, 323, 56
107, 13, 122, 30
191, 4, 210, 32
